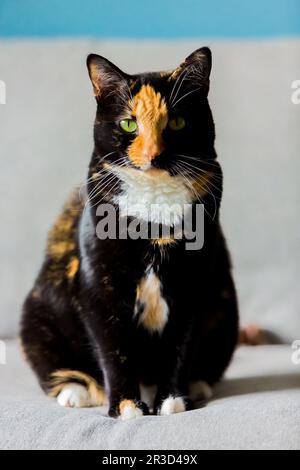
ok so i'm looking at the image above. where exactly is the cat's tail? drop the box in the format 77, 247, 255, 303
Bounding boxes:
239, 324, 283, 345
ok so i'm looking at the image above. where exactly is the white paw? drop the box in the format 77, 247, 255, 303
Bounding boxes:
189, 381, 213, 402
119, 399, 144, 421
57, 383, 92, 408
120, 405, 143, 421
159, 396, 186, 416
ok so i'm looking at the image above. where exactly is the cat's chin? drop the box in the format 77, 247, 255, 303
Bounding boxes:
139, 162, 152, 172
108, 164, 193, 225
140, 167, 170, 177
127, 163, 171, 176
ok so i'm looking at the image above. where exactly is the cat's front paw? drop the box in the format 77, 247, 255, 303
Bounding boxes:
109, 399, 149, 420
155, 395, 191, 416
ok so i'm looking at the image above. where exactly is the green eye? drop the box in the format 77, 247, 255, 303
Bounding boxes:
168, 116, 186, 131
119, 119, 137, 133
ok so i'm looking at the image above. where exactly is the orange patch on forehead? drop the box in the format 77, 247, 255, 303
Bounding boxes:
128, 85, 168, 168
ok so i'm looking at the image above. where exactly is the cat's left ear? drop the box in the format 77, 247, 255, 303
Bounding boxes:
184, 47, 211, 81
87, 54, 129, 99
173, 47, 212, 93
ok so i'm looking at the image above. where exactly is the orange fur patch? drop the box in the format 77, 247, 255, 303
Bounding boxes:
47, 191, 80, 260
128, 85, 168, 168
135, 270, 169, 333
45, 191, 83, 286
151, 237, 177, 247
119, 399, 136, 414
67, 256, 79, 280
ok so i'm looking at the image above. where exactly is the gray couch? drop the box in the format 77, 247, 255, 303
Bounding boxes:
1, 341, 299, 450
0, 39, 299, 450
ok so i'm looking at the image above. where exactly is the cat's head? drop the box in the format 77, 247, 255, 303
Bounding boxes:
86, 48, 221, 220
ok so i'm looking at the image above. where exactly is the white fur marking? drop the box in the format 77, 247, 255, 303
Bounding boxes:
120, 405, 143, 421
110, 166, 193, 225
57, 383, 93, 408
189, 381, 213, 402
160, 396, 186, 415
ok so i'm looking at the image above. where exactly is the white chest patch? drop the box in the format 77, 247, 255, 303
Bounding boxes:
109, 166, 193, 225
135, 268, 169, 333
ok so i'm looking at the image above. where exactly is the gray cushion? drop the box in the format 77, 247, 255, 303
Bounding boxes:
0, 39, 299, 340
0, 340, 299, 450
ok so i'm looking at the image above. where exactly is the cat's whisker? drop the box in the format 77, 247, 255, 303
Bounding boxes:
175, 154, 222, 179
84, 173, 119, 214
87, 173, 117, 204
175, 156, 223, 180
179, 159, 222, 180
168, 68, 187, 105
78, 154, 116, 198
85, 169, 115, 200
104, 79, 132, 106
173, 162, 212, 219
88, 177, 121, 211
92, 159, 127, 186
175, 152, 221, 168
174, 161, 218, 220
80, 166, 111, 192
96, 150, 118, 163
84, 156, 126, 200
100, 178, 121, 203
176, 159, 223, 193
78, 151, 119, 197
170, 69, 190, 106
188, 171, 218, 220
168, 64, 198, 106
87, 160, 127, 204
177, 160, 222, 210
171, 87, 202, 108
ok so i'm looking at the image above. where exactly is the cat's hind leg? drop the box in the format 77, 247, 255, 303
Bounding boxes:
21, 290, 107, 408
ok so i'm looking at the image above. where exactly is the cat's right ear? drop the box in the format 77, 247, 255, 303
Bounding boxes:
87, 54, 128, 99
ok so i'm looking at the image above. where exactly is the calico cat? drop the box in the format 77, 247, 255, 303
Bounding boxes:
20, 47, 239, 419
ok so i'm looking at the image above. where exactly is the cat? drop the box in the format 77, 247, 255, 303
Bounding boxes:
20, 47, 239, 419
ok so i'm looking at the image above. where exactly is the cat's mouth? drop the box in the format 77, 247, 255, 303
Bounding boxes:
104, 162, 212, 197
103, 162, 177, 182
125, 158, 167, 174
104, 160, 212, 199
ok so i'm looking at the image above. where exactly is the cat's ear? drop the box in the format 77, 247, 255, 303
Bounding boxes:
87, 54, 129, 99
172, 47, 212, 93
184, 47, 212, 81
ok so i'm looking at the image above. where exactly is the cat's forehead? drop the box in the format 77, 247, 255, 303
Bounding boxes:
130, 71, 175, 100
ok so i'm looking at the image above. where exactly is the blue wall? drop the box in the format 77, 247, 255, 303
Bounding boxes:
0, 0, 300, 38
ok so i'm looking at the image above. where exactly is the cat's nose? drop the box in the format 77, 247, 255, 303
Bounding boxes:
143, 139, 164, 161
